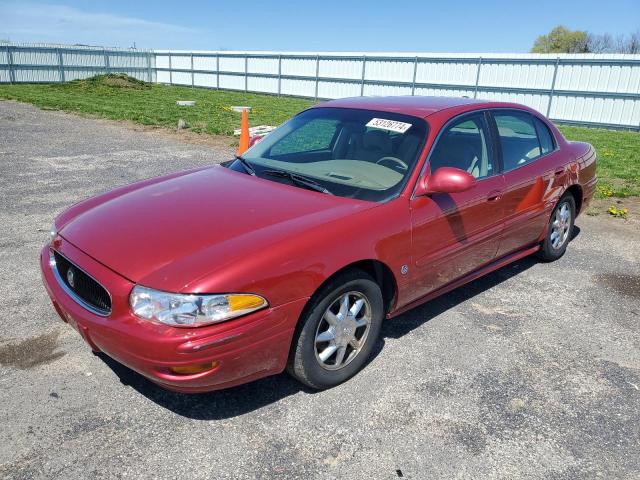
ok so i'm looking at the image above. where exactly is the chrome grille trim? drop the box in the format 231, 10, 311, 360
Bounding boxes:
49, 250, 112, 317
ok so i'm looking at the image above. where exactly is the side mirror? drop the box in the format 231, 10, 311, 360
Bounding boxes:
415, 167, 476, 196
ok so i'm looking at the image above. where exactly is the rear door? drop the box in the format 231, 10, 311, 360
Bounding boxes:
490, 110, 562, 257
407, 112, 506, 302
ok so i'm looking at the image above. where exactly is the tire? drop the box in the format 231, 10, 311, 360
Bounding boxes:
287, 270, 384, 390
537, 193, 576, 262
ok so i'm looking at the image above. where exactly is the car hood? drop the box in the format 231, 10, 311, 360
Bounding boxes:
60, 165, 373, 291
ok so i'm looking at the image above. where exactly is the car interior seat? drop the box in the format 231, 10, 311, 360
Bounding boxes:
346, 130, 393, 162
429, 136, 482, 178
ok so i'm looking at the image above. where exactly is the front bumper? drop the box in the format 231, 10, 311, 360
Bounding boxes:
40, 239, 308, 393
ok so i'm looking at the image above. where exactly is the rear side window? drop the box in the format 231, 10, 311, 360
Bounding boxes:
493, 112, 543, 171
533, 117, 555, 155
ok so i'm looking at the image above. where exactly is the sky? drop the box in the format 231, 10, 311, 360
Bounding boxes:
0, 0, 639, 52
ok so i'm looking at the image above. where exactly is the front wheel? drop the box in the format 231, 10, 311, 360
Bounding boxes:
537, 193, 576, 261
287, 271, 384, 390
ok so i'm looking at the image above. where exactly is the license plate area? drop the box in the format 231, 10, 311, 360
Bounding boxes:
62, 309, 100, 351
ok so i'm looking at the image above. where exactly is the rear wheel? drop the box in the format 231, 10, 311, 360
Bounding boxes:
537, 193, 576, 261
287, 270, 384, 389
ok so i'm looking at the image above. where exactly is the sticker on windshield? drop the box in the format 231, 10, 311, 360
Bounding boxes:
366, 118, 412, 134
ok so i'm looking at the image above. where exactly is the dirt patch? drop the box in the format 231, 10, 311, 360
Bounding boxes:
51, 111, 238, 150
0, 330, 65, 369
68, 73, 151, 90
123, 122, 237, 149
595, 273, 640, 299
588, 197, 640, 225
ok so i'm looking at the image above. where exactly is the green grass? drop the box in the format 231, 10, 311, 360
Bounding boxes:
0, 74, 638, 197
557, 125, 640, 198
0, 74, 315, 136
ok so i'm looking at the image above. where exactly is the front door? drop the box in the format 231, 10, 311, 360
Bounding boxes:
407, 112, 506, 303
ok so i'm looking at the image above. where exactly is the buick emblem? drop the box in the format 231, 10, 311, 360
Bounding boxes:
67, 268, 75, 289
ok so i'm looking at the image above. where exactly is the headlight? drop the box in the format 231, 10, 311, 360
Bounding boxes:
129, 285, 268, 327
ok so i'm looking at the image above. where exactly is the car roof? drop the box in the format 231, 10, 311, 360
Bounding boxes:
313, 96, 528, 119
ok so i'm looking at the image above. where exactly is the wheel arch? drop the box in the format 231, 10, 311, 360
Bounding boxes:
286, 259, 398, 370
323, 259, 398, 314
300, 259, 398, 321
565, 184, 583, 214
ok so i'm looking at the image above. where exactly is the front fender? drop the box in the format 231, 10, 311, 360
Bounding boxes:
186, 198, 412, 308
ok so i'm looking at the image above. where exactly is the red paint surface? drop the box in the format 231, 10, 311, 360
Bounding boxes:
42, 97, 597, 392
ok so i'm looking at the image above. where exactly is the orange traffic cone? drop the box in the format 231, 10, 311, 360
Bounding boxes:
237, 109, 250, 155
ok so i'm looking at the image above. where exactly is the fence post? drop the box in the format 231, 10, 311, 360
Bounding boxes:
411, 56, 418, 95
473, 57, 482, 99
7, 45, 15, 83
56, 48, 65, 82
147, 51, 152, 82
103, 48, 110, 74
360, 55, 366, 96
547, 57, 560, 118
216, 53, 219, 90
277, 54, 282, 97
244, 54, 248, 92
314, 54, 320, 100
168, 53, 172, 85
190, 52, 194, 88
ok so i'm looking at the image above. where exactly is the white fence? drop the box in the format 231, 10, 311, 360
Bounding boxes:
155, 51, 640, 130
1, 43, 639, 130
0, 43, 154, 84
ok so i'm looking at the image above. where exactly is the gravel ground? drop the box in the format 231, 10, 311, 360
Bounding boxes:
1, 101, 639, 480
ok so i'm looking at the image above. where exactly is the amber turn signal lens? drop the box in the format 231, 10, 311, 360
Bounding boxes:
169, 360, 219, 375
228, 294, 266, 311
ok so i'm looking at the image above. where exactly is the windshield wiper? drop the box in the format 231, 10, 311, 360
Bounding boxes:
235, 155, 256, 176
262, 169, 333, 195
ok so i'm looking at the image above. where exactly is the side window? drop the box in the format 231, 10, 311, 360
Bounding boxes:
429, 114, 493, 179
533, 117, 555, 155
269, 119, 338, 156
493, 112, 542, 171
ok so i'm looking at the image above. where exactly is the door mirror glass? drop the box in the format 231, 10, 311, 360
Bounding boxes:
415, 167, 476, 196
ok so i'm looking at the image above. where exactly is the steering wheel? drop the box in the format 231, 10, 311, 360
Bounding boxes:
376, 156, 408, 172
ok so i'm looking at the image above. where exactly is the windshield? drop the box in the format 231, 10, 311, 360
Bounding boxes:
239, 107, 428, 202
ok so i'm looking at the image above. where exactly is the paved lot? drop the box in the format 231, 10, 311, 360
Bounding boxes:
1, 101, 639, 479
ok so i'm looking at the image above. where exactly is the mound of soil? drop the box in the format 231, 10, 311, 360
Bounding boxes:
68, 73, 150, 90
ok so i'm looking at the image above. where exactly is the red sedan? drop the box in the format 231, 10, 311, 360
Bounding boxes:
41, 96, 597, 392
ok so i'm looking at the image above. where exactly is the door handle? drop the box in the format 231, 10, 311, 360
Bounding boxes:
487, 190, 502, 202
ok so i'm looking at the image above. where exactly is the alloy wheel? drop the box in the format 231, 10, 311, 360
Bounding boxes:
314, 291, 372, 371
550, 201, 572, 250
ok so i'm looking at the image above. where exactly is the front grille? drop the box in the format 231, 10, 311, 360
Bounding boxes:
52, 251, 112, 315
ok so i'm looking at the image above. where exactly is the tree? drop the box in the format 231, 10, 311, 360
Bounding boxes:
586, 33, 615, 53
531, 26, 589, 53
533, 26, 640, 54
614, 31, 640, 53
586, 30, 640, 53
629, 31, 640, 54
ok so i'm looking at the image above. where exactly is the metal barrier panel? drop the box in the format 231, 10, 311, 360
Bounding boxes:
153, 50, 640, 129
1, 43, 639, 129
0, 43, 154, 84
